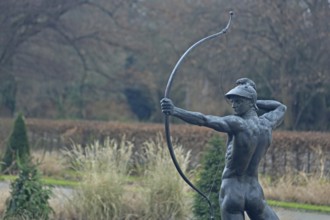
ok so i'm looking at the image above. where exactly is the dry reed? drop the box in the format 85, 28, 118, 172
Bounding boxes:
141, 135, 192, 219
60, 136, 133, 220
261, 173, 330, 205
30, 151, 66, 178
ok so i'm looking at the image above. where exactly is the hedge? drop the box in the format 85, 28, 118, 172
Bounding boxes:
0, 118, 329, 177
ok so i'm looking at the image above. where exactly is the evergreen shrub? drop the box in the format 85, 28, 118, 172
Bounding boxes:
193, 135, 226, 220
2, 113, 30, 173
3, 163, 53, 220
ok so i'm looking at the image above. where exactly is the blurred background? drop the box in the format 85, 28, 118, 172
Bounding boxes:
0, 0, 329, 131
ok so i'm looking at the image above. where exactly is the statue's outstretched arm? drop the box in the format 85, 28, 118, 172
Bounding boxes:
161, 98, 243, 133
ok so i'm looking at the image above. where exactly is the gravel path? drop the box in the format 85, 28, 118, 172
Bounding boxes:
243, 207, 330, 220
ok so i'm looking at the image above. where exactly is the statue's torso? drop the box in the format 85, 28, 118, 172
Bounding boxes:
223, 116, 272, 179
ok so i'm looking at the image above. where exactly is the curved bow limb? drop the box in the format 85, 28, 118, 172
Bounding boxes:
163, 11, 233, 220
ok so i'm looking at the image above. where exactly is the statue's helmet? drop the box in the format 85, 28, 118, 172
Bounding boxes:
225, 78, 258, 110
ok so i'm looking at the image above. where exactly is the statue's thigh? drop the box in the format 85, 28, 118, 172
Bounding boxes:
245, 183, 266, 217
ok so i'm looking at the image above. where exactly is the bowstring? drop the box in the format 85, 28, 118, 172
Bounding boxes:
207, 31, 231, 200
219, 34, 231, 105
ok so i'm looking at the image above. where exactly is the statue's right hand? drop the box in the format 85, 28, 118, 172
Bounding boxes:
160, 98, 174, 116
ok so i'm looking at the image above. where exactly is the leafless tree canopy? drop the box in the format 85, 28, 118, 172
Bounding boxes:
0, 0, 329, 130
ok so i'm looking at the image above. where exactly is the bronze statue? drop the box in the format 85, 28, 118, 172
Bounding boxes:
161, 78, 286, 220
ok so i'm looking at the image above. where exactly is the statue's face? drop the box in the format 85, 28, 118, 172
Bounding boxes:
229, 96, 252, 115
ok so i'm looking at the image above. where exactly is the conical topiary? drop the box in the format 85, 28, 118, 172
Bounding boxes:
2, 113, 31, 173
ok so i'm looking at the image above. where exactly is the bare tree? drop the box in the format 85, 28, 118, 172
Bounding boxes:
227, 0, 330, 130
0, 0, 88, 116
1, 0, 329, 129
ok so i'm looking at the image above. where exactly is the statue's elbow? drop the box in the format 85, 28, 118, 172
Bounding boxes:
280, 104, 287, 114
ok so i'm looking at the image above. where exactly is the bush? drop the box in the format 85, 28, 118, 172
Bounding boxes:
2, 113, 30, 173
193, 135, 226, 220
3, 163, 53, 220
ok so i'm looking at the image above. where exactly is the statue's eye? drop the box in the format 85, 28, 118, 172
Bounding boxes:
231, 100, 241, 104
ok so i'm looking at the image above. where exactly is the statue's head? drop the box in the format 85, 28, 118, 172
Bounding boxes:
225, 78, 258, 110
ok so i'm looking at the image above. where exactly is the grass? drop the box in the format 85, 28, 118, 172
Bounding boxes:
1, 175, 329, 214
1, 176, 329, 216
0, 175, 78, 188
0, 137, 329, 219
261, 173, 330, 206
268, 200, 330, 213
61, 137, 134, 220
51, 135, 193, 219
31, 150, 67, 179
141, 136, 192, 219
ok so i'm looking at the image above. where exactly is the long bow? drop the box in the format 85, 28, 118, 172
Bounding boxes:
163, 11, 233, 220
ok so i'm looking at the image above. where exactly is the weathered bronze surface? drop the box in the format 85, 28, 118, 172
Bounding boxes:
161, 78, 286, 220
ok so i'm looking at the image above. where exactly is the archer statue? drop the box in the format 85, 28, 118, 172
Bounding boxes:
161, 78, 286, 220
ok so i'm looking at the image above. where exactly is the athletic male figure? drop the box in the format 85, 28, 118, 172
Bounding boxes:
161, 78, 286, 220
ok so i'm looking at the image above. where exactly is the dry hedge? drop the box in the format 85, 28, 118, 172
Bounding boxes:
0, 118, 329, 177
263, 131, 330, 177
